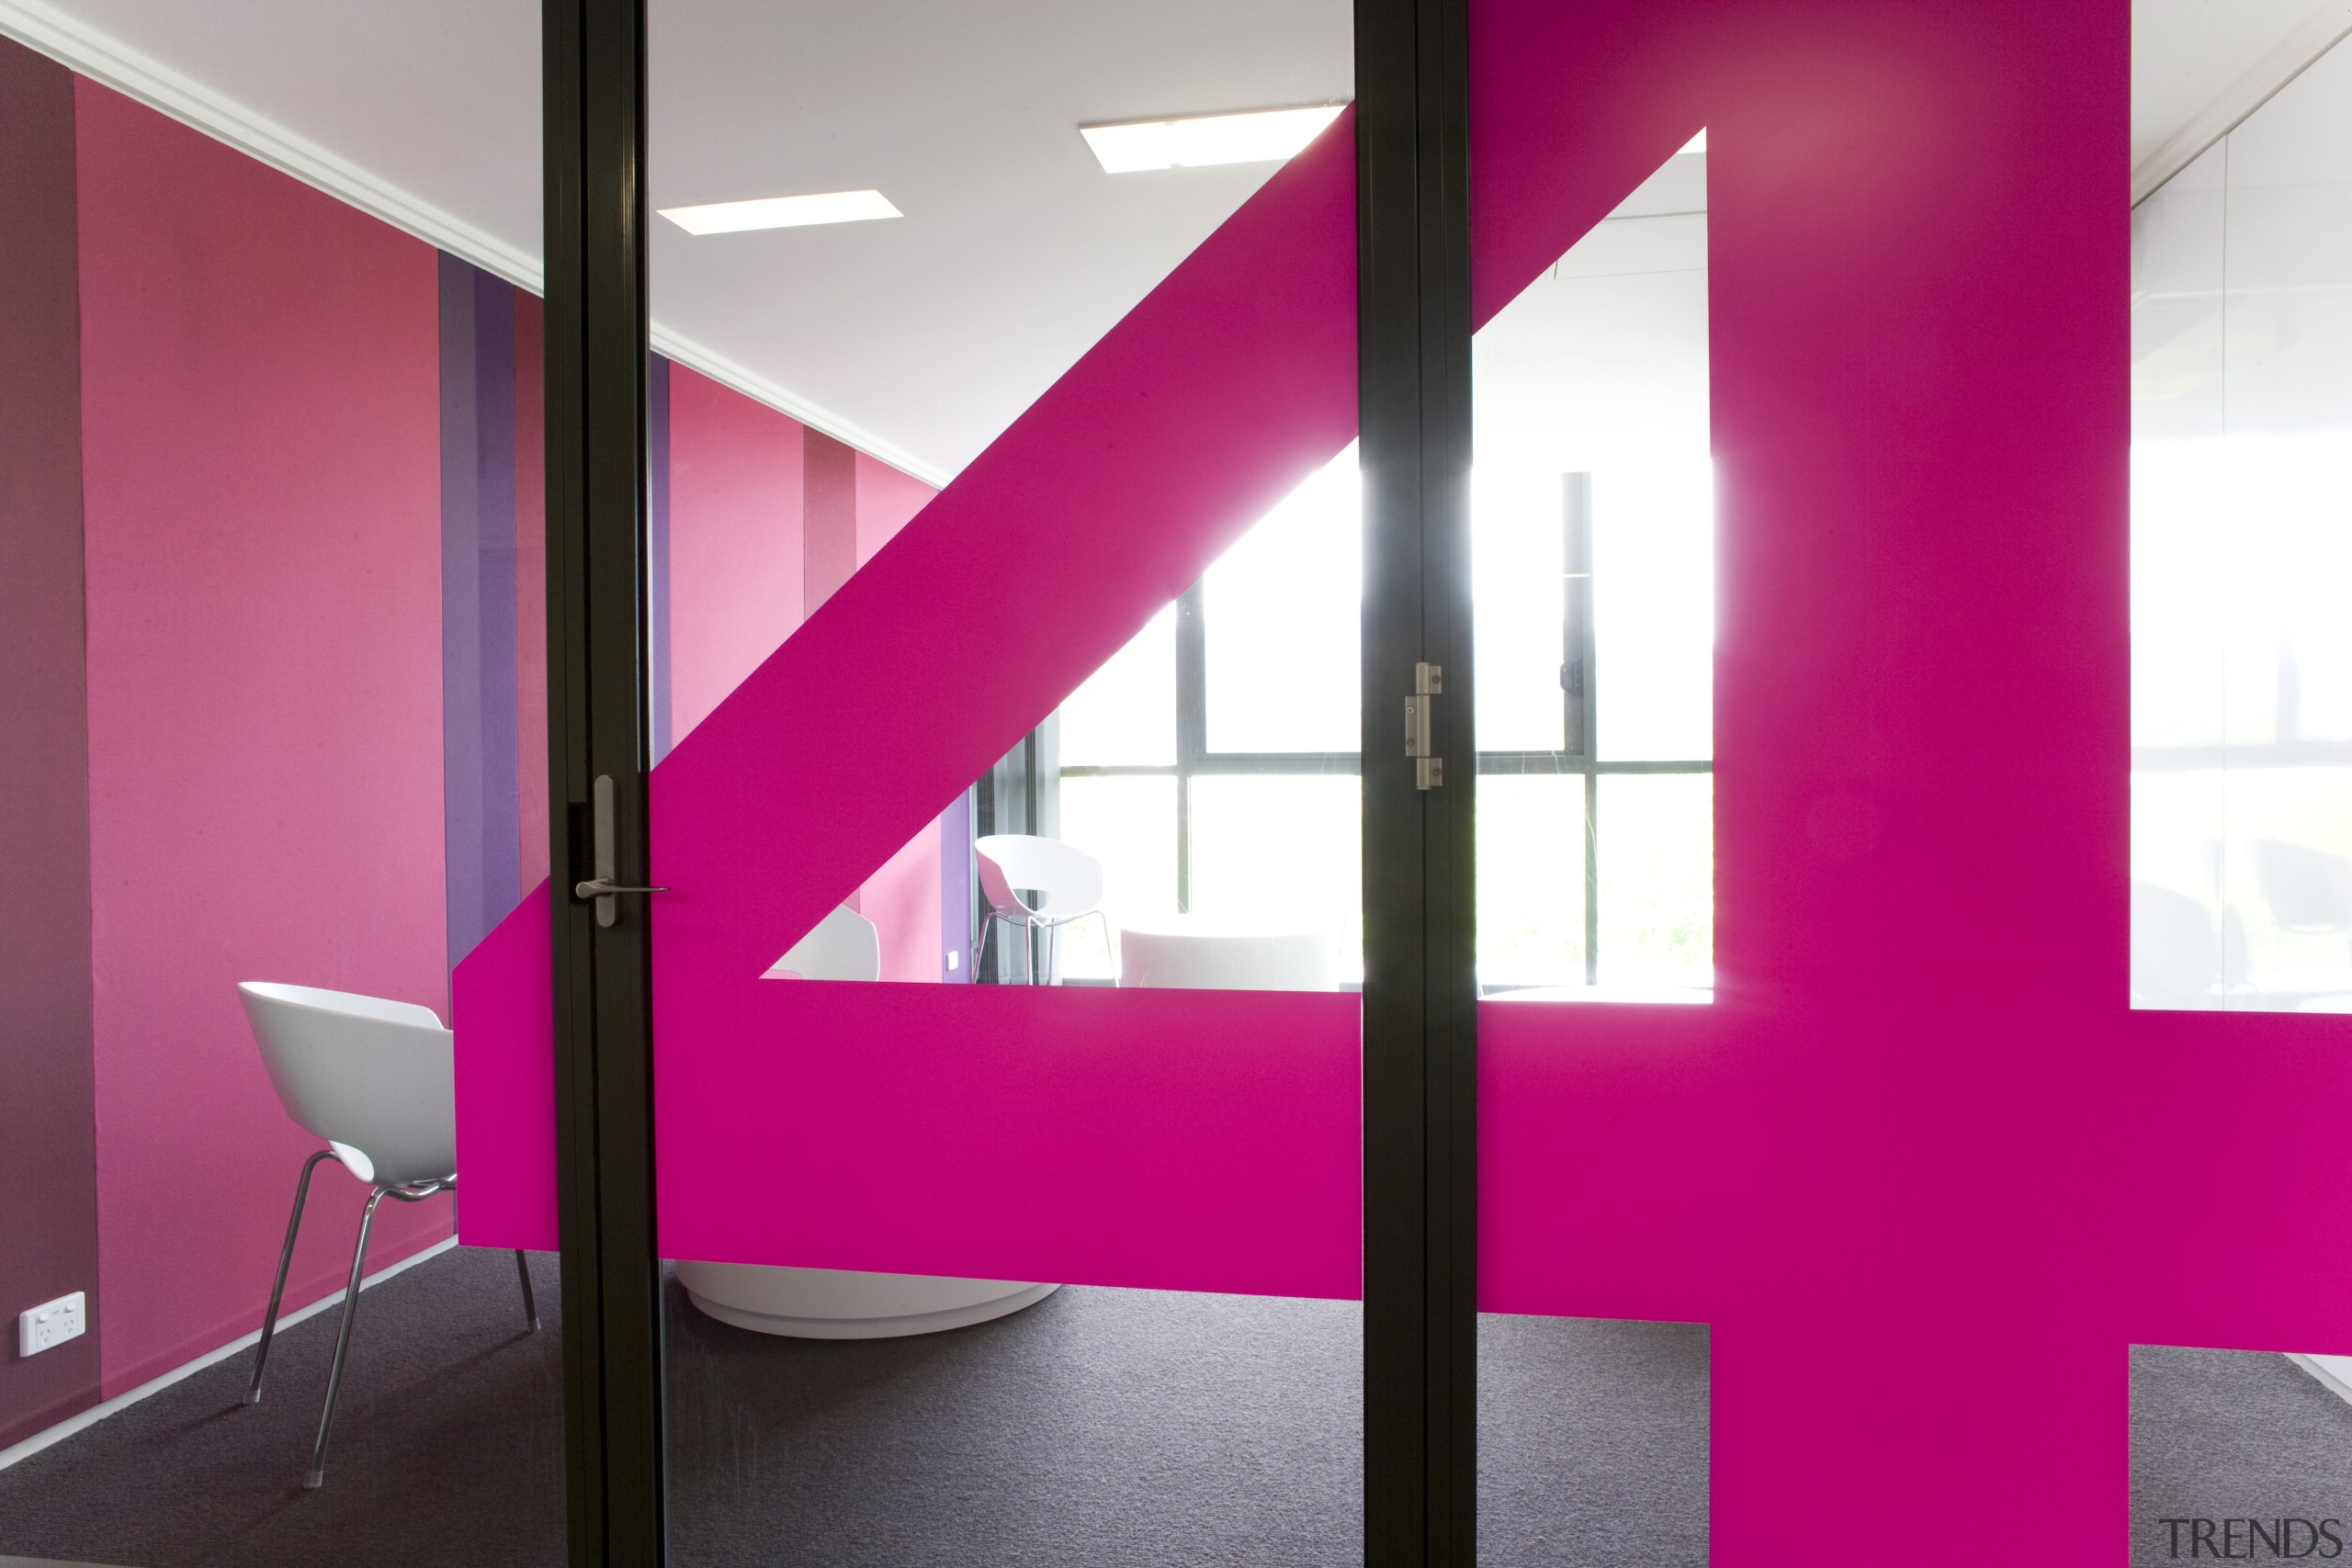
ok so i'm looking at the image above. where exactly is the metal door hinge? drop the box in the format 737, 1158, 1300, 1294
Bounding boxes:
574, 773, 666, 927
1407, 662, 1443, 790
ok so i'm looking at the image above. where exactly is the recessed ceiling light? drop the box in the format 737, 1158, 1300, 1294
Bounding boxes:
658, 189, 902, 235
1080, 105, 1347, 175
1678, 130, 1706, 154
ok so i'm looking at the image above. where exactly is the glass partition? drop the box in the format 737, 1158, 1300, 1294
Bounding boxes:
2131, 31, 2352, 1011
1471, 137, 1715, 1001
1468, 132, 1714, 1562
645, 2, 1363, 1557
1055, 447, 1365, 983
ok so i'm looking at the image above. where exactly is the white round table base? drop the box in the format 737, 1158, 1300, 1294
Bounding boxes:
675, 1261, 1059, 1340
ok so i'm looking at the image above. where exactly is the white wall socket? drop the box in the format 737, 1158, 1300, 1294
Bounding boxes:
18, 1291, 86, 1358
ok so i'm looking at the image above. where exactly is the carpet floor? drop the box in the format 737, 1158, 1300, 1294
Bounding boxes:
0, 1247, 1709, 1566
2130, 1344, 2352, 1567
7, 1248, 2335, 1565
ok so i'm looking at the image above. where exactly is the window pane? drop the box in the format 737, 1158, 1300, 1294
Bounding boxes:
2132, 36, 2352, 1013
1596, 773, 1713, 988
2222, 766, 2352, 1007
1473, 468, 1567, 752
1204, 446, 1361, 754
1059, 603, 1178, 767
1055, 774, 1178, 981
1187, 774, 1362, 982
1470, 176, 1713, 765
1476, 773, 1586, 987
1592, 467, 1713, 761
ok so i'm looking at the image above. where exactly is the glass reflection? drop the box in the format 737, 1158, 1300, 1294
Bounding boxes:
2130, 33, 2352, 1010
1470, 138, 1713, 999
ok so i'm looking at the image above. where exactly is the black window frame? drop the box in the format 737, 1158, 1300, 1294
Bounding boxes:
1054, 481, 1717, 991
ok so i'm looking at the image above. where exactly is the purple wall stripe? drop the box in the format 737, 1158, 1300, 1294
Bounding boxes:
941, 793, 973, 982
0, 34, 105, 1449
439, 254, 522, 973
649, 352, 673, 761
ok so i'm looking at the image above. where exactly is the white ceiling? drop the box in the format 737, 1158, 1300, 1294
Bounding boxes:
5, 0, 2341, 479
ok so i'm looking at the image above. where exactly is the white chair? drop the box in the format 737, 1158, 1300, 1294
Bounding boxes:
675, 908, 1058, 1337
974, 833, 1110, 984
760, 903, 880, 980
1117, 916, 1335, 991
237, 982, 537, 1489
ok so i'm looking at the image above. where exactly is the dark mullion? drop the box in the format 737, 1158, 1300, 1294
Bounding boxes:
544, 2, 664, 1565
1191, 753, 1363, 774
1174, 581, 1206, 912
1476, 755, 1711, 775
1062, 755, 1711, 779
1583, 772, 1600, 987
1564, 469, 1600, 988
1359, 0, 1476, 1558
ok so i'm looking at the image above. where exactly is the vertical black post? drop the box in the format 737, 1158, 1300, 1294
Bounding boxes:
1174, 580, 1207, 912
544, 2, 665, 1565
1563, 473, 1598, 984
1358, 0, 1476, 1562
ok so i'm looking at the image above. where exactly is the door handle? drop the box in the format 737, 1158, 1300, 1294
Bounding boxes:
576, 774, 664, 927
573, 877, 667, 898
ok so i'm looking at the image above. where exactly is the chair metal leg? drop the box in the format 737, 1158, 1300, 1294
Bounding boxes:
514, 1249, 540, 1332
1093, 909, 1117, 984
973, 912, 997, 982
246, 1148, 335, 1406
305, 1185, 387, 1489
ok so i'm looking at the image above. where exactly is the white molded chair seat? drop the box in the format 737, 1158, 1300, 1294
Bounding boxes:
237, 981, 537, 1489
761, 904, 881, 980
240, 982, 456, 1189
1117, 916, 1335, 991
676, 907, 1058, 1338
974, 833, 1109, 984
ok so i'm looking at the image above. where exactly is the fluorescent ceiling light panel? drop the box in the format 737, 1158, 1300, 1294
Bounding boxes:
1081, 105, 1346, 174
659, 189, 901, 235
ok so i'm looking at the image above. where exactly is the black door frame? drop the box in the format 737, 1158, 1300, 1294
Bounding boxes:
540, 0, 1477, 1562
1356, 0, 1477, 1562
543, 3, 666, 1564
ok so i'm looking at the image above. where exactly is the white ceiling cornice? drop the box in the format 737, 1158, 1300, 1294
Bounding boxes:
0, 0, 949, 485
2132, 0, 2352, 205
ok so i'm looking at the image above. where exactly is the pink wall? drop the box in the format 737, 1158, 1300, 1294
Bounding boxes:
853, 451, 936, 565
801, 430, 859, 618
665, 377, 942, 977
852, 452, 944, 981
668, 364, 804, 742
0, 37, 103, 1449
75, 83, 452, 1395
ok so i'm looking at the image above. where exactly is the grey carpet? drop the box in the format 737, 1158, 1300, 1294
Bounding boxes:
2130, 1345, 2352, 1566
0, 1247, 1710, 1566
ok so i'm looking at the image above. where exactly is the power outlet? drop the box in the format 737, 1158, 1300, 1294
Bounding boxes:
18, 1291, 85, 1358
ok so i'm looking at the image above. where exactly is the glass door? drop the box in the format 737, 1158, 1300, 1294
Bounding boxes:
633, 3, 1376, 1562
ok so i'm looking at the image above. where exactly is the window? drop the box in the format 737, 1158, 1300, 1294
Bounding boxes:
1052, 136, 1718, 998
2131, 34, 2352, 1011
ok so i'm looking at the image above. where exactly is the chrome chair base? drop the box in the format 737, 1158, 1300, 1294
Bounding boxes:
973, 907, 1114, 984
247, 1153, 537, 1488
